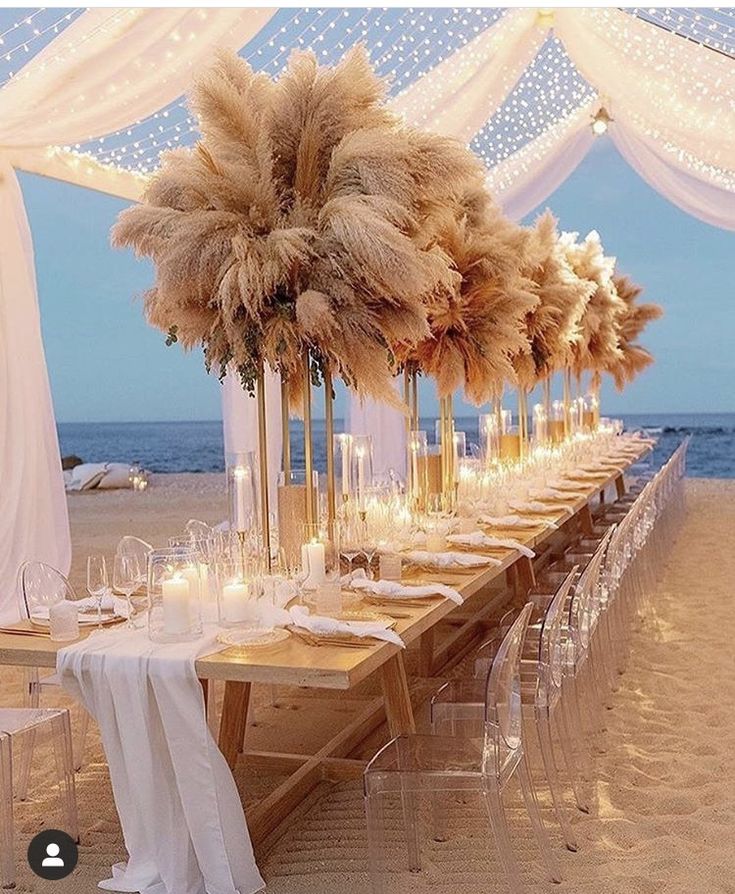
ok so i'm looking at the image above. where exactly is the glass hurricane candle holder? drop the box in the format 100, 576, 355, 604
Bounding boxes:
301, 523, 341, 614
226, 451, 258, 536
147, 547, 203, 643
479, 414, 500, 467
550, 400, 566, 444
532, 403, 548, 446
333, 434, 353, 503
407, 430, 428, 511
277, 469, 319, 572
351, 435, 374, 514
583, 394, 599, 431
216, 558, 262, 628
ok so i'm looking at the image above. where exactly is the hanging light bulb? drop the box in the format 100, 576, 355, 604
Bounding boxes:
591, 105, 613, 136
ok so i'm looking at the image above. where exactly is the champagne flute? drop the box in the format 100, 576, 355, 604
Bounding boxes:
113, 553, 140, 629
86, 555, 108, 629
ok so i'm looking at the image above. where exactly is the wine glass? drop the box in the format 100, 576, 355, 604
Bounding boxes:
339, 517, 361, 580
113, 553, 140, 628
86, 555, 108, 629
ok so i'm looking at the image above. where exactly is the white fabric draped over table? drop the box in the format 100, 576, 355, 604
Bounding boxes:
0, 8, 276, 621
58, 626, 264, 894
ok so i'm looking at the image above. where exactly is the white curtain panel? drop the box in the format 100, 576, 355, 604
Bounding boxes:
0, 8, 276, 620
487, 99, 598, 221
0, 159, 71, 623
611, 123, 735, 231
348, 379, 408, 481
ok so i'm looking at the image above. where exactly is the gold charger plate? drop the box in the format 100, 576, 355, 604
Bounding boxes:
216, 626, 290, 654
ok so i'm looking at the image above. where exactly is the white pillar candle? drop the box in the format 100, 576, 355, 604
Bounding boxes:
181, 565, 200, 601
222, 581, 250, 623
162, 574, 191, 635
301, 540, 326, 590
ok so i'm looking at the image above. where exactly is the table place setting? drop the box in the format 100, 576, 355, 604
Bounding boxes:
446, 530, 536, 558
527, 487, 588, 502
479, 513, 559, 530
398, 549, 500, 571
508, 499, 573, 517
348, 571, 464, 605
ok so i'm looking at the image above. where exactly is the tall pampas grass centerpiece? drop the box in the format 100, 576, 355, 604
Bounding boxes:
561, 230, 626, 426
112, 46, 485, 532
607, 274, 663, 390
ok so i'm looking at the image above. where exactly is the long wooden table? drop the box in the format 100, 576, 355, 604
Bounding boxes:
0, 443, 649, 851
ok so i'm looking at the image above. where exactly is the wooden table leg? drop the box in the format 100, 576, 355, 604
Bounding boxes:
516, 555, 536, 596
219, 681, 251, 770
614, 473, 626, 499
380, 654, 416, 736
418, 628, 435, 678
579, 504, 594, 536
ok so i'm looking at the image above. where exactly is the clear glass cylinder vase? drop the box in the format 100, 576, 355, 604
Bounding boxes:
147, 547, 203, 643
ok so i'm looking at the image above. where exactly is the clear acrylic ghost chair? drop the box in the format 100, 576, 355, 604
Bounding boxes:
18, 562, 91, 779
434, 572, 582, 851
364, 604, 561, 894
0, 708, 78, 889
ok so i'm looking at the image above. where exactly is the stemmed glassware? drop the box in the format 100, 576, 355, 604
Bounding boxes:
339, 517, 361, 579
86, 555, 108, 629
113, 553, 141, 628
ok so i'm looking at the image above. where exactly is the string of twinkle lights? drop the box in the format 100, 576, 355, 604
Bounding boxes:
82, 8, 502, 175
0, 6, 731, 194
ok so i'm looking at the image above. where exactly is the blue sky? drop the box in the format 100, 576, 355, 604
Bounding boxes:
23, 137, 734, 423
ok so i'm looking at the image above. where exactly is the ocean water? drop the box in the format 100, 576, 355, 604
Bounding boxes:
57, 413, 735, 479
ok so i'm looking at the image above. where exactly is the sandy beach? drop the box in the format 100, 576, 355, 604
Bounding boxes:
3, 475, 735, 894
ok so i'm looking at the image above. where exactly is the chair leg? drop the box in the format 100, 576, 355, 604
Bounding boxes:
365, 791, 388, 894
51, 713, 79, 842
517, 753, 562, 884
0, 735, 15, 890
483, 780, 525, 894
556, 698, 590, 814
535, 706, 577, 852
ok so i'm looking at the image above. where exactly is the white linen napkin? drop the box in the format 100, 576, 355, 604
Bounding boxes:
447, 531, 535, 558
547, 478, 591, 492
479, 513, 558, 530
349, 574, 463, 605
565, 469, 611, 481
401, 549, 499, 569
528, 487, 586, 501
509, 500, 571, 516
289, 604, 404, 647
58, 626, 264, 894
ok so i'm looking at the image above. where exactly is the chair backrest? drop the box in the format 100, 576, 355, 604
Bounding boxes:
537, 568, 577, 704
19, 561, 77, 619
483, 602, 533, 777
473, 607, 518, 680
570, 526, 613, 652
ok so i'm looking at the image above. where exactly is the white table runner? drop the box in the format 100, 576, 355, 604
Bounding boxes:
58, 625, 264, 894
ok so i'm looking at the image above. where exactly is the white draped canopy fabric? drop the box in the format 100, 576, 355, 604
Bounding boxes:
0, 8, 275, 620
1, 6, 734, 616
